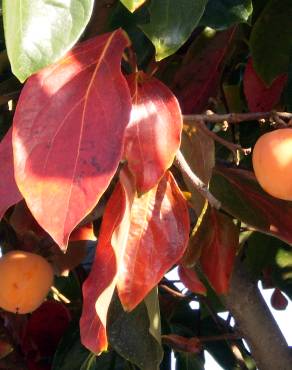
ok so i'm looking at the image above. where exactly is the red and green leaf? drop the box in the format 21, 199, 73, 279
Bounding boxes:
0, 128, 22, 219
124, 72, 182, 193
243, 58, 287, 112
12, 30, 132, 250
211, 165, 292, 245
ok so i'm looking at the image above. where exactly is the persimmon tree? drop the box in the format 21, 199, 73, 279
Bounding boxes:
0, 1, 291, 370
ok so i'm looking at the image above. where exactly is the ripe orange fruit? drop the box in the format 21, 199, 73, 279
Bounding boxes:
252, 128, 292, 201
0, 250, 54, 314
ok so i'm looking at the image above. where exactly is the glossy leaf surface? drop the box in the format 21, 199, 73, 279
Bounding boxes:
211, 166, 292, 245
124, 72, 182, 193
243, 58, 287, 112
199, 208, 238, 294
0, 128, 22, 219
120, 0, 147, 12
3, 0, 94, 82
13, 30, 132, 250
117, 170, 190, 311
250, 0, 292, 84
178, 265, 206, 295
174, 29, 235, 113
140, 0, 207, 61
200, 0, 252, 29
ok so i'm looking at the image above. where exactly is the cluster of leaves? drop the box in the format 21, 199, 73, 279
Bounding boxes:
0, 1, 291, 369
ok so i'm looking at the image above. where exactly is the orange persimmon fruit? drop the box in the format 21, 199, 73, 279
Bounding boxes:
0, 250, 54, 314
252, 128, 292, 201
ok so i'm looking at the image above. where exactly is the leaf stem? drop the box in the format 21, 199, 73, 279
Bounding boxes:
174, 150, 221, 209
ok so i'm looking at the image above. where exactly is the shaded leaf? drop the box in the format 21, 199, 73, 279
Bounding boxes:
22, 301, 71, 367
107, 293, 163, 370
0, 339, 13, 360
173, 29, 235, 114
250, 0, 292, 84
199, 208, 238, 294
243, 58, 287, 112
3, 0, 94, 82
12, 30, 132, 250
0, 128, 22, 219
200, 0, 253, 29
270, 288, 288, 311
140, 0, 208, 61
181, 122, 215, 214
120, 0, 147, 13
211, 165, 292, 245
162, 334, 201, 353
124, 72, 182, 193
178, 265, 206, 295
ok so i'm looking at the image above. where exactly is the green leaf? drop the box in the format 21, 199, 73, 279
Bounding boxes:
140, 0, 208, 61
144, 288, 162, 345
3, 0, 94, 82
250, 0, 292, 84
107, 294, 163, 370
200, 0, 253, 29
120, 0, 147, 13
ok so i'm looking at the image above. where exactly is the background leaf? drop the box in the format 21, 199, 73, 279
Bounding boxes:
250, 0, 292, 84
124, 72, 182, 193
12, 30, 131, 249
0, 128, 22, 219
243, 58, 287, 112
140, 0, 208, 61
200, 0, 253, 29
211, 165, 292, 245
107, 293, 163, 370
3, 0, 94, 82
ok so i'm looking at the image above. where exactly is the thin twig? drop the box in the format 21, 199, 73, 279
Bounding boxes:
183, 111, 292, 124
174, 150, 221, 209
190, 119, 251, 157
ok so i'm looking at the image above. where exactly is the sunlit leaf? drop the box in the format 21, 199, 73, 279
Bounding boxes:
13, 30, 132, 249
3, 0, 94, 82
120, 0, 147, 13
124, 72, 182, 193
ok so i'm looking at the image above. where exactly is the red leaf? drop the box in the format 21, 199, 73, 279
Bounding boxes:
116, 169, 190, 311
80, 168, 190, 353
173, 29, 235, 114
243, 58, 287, 112
212, 166, 292, 245
199, 208, 238, 295
69, 222, 96, 242
0, 339, 13, 360
12, 29, 132, 250
22, 301, 71, 363
0, 128, 22, 219
270, 288, 288, 311
124, 72, 182, 193
162, 334, 202, 353
178, 265, 206, 295
80, 181, 128, 354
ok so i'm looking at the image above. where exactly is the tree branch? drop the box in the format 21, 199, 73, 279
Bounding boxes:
224, 258, 292, 370
174, 150, 221, 209
183, 111, 292, 124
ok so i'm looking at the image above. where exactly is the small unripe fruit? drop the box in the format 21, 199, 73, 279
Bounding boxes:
252, 128, 292, 201
0, 250, 54, 314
